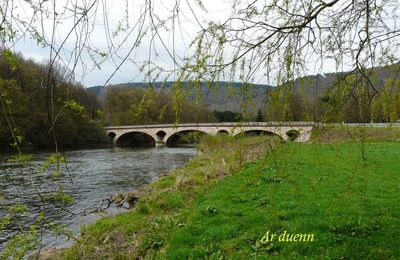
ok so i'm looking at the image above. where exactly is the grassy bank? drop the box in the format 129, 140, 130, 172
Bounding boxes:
61, 135, 281, 259
61, 133, 400, 259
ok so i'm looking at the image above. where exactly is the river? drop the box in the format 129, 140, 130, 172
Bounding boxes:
0, 146, 196, 253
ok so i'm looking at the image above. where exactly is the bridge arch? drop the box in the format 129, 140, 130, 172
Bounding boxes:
286, 129, 300, 141
155, 130, 167, 143
115, 131, 156, 147
107, 132, 116, 140
217, 129, 229, 135
166, 130, 208, 147
235, 129, 284, 140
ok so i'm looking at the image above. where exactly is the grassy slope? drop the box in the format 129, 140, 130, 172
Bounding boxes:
63, 135, 400, 259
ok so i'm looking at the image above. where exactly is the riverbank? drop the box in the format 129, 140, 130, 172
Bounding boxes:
54, 130, 400, 259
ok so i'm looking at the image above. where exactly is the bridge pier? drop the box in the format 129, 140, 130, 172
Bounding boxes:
156, 141, 166, 146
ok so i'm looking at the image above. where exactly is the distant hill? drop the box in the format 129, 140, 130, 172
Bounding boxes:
292, 63, 400, 98
88, 63, 400, 113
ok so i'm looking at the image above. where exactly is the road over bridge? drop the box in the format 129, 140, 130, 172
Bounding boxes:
105, 122, 315, 147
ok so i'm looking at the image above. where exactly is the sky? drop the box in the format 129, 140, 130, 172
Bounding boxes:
5, 0, 235, 87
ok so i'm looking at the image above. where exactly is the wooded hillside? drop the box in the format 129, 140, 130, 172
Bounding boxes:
0, 52, 107, 149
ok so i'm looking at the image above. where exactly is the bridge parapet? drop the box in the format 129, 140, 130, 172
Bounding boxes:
105, 121, 315, 130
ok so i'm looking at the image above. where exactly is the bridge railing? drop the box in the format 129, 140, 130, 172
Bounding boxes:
104, 121, 316, 130
314, 122, 400, 128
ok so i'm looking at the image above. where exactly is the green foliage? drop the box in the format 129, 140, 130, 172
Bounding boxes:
213, 110, 243, 122
255, 109, 264, 122
265, 82, 296, 121
7, 154, 33, 166
1, 151, 76, 258
371, 79, 400, 123
8, 204, 28, 214
264, 70, 400, 123
174, 131, 204, 145
102, 86, 217, 125
0, 216, 11, 230
1, 225, 40, 260
43, 188, 75, 204
0, 52, 108, 149
64, 100, 85, 114
1, 49, 20, 72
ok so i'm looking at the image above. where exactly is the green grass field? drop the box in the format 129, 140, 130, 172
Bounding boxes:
62, 134, 400, 259
166, 142, 400, 259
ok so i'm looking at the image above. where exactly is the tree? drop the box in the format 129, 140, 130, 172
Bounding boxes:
0, 53, 107, 148
255, 109, 264, 122
213, 110, 243, 122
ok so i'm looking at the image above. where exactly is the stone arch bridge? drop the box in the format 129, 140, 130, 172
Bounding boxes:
105, 122, 314, 147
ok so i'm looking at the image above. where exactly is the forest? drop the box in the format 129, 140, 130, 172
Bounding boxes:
0, 52, 107, 149
102, 86, 216, 126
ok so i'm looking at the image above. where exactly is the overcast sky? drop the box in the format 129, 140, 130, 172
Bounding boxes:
5, 0, 236, 87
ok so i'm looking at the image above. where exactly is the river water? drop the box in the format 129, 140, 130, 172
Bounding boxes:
0, 146, 196, 252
